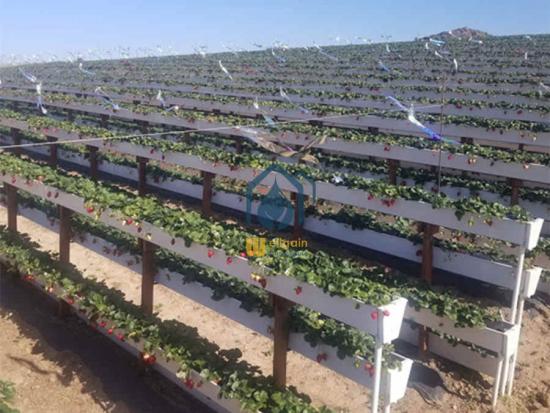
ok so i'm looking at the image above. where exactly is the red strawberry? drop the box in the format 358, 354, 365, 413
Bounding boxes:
259, 278, 267, 288
295, 286, 303, 295
117, 333, 125, 342
416, 250, 422, 257
107, 328, 114, 335
383, 310, 390, 317
126, 218, 133, 225
99, 321, 107, 328
184, 378, 194, 389
370, 311, 378, 320
316, 353, 327, 363
240, 252, 247, 258
11, 177, 16, 184
66, 297, 75, 305
86, 206, 95, 214
207, 250, 214, 258
367, 194, 374, 201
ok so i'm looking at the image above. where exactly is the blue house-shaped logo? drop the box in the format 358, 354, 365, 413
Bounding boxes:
246, 164, 315, 231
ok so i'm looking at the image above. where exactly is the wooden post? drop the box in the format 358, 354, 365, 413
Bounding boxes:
291, 192, 305, 239
10, 128, 21, 155
201, 171, 215, 216
510, 179, 521, 206
88, 146, 99, 180
47, 137, 58, 167
5, 184, 17, 232
137, 156, 148, 196
66, 109, 75, 122
418, 223, 439, 356
59, 207, 72, 263
57, 206, 73, 317
139, 121, 149, 135
141, 240, 156, 315
272, 295, 293, 387
100, 114, 108, 128
235, 138, 243, 154
388, 159, 399, 185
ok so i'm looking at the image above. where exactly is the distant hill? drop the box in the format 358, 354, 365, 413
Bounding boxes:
425, 27, 490, 40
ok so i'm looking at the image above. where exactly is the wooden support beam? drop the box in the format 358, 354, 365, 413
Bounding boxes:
59, 207, 72, 263
88, 146, 99, 180
5, 184, 17, 232
10, 128, 22, 155
388, 159, 399, 185
66, 109, 75, 122
139, 121, 149, 135
272, 295, 293, 388
141, 240, 156, 315
510, 179, 522, 206
291, 192, 305, 239
235, 138, 243, 154
47, 137, 58, 167
137, 156, 148, 196
460, 137, 474, 145
420, 223, 439, 284
100, 114, 108, 128
418, 222, 439, 357
201, 171, 215, 217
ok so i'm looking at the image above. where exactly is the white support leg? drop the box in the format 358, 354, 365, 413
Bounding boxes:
509, 248, 526, 323
506, 298, 526, 395
492, 356, 504, 407
371, 338, 383, 413
383, 404, 390, 413
500, 356, 510, 396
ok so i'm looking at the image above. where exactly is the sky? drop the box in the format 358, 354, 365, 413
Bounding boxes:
1, 0, 549, 59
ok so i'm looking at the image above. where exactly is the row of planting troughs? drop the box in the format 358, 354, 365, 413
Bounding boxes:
0, 33, 549, 412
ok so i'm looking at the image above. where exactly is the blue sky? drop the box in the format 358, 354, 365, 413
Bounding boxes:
1, 0, 549, 58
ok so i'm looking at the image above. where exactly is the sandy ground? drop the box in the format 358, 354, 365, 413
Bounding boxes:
0, 212, 549, 413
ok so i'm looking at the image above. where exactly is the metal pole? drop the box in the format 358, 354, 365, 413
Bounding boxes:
500, 355, 510, 396
491, 356, 504, 407
509, 248, 526, 324
371, 333, 383, 413
506, 298, 525, 395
